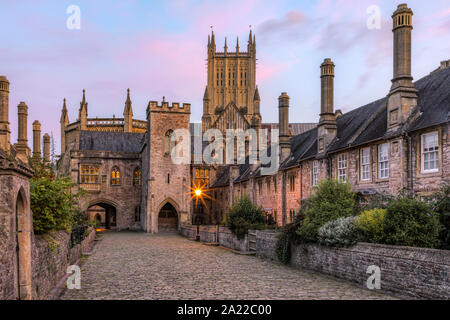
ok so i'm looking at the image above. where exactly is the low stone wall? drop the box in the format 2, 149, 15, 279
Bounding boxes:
255, 230, 450, 300
180, 225, 248, 252
31, 227, 96, 299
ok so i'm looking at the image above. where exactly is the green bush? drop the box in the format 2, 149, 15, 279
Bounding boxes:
317, 216, 359, 247
31, 175, 86, 235
429, 183, 450, 250
356, 208, 386, 243
225, 195, 265, 239
382, 197, 440, 248
297, 180, 356, 243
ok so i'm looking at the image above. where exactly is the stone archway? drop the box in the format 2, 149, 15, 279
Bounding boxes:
158, 202, 178, 232
15, 188, 32, 300
87, 200, 117, 230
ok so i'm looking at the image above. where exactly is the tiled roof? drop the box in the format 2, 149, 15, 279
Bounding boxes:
79, 131, 144, 153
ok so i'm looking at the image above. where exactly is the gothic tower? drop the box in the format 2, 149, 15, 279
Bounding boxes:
201, 30, 261, 133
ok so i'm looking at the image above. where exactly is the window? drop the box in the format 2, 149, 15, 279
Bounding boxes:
194, 168, 209, 187
422, 132, 439, 173
133, 167, 141, 185
135, 206, 141, 222
312, 161, 319, 186
378, 143, 389, 179
289, 175, 295, 192
165, 130, 175, 156
289, 209, 295, 223
266, 179, 271, 193
273, 177, 277, 192
337, 154, 347, 182
258, 181, 262, 195
360, 147, 371, 181
111, 167, 120, 185
80, 165, 99, 184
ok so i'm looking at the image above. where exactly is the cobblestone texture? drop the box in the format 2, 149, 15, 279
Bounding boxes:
61, 232, 395, 300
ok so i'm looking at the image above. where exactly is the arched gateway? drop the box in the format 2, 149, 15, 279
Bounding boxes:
87, 200, 117, 229
158, 202, 178, 232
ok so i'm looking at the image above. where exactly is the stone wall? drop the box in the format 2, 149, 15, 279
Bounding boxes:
254, 230, 450, 300
31, 227, 96, 299
180, 225, 248, 252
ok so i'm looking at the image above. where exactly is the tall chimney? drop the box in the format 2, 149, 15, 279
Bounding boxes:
15, 102, 31, 162
278, 92, 291, 163
43, 133, 50, 165
32, 120, 41, 160
387, 3, 418, 131
317, 58, 337, 154
0, 76, 10, 151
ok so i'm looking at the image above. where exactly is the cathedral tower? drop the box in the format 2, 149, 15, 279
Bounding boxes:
202, 30, 261, 133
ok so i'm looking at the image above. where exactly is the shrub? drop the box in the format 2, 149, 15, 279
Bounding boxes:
428, 182, 450, 250
356, 208, 386, 243
225, 195, 265, 239
31, 175, 86, 234
275, 210, 305, 264
382, 197, 440, 248
317, 216, 359, 247
297, 180, 356, 243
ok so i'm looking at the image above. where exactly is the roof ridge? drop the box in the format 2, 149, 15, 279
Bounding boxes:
347, 100, 387, 146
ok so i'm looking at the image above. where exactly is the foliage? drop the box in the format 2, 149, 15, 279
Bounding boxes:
275, 210, 306, 264
296, 180, 356, 243
356, 208, 386, 243
427, 182, 450, 249
382, 196, 440, 248
31, 172, 86, 235
358, 192, 395, 212
318, 216, 359, 247
225, 195, 266, 239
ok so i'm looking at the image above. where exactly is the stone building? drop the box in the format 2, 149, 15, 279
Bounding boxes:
55, 3, 449, 231
210, 4, 450, 226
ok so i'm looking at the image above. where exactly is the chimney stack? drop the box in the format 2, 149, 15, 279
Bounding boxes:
387, 3, 418, 131
32, 120, 41, 160
0, 76, 10, 151
317, 58, 337, 154
43, 133, 50, 165
278, 92, 291, 163
15, 102, 31, 162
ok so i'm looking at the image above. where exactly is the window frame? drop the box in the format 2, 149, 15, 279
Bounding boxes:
133, 167, 142, 186
360, 147, 371, 181
337, 153, 347, 182
80, 164, 99, 184
111, 166, 121, 186
377, 143, 389, 179
421, 131, 439, 173
312, 161, 319, 187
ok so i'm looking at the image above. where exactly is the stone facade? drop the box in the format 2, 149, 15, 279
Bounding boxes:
254, 230, 450, 300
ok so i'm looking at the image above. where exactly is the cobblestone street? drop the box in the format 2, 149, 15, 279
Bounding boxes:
61, 232, 395, 300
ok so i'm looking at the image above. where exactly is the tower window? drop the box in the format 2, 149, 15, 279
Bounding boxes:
133, 167, 141, 185
111, 166, 120, 185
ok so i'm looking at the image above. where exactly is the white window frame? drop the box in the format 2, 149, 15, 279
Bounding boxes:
421, 131, 439, 173
378, 143, 389, 179
337, 153, 347, 182
312, 161, 319, 186
360, 147, 371, 181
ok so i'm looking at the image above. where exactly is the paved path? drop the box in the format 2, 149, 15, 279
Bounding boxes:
61, 232, 394, 300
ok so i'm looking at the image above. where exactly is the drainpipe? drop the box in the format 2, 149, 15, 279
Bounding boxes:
299, 163, 303, 206
405, 132, 414, 192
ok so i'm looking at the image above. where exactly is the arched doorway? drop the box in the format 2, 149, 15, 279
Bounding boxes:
87, 202, 117, 229
15, 189, 32, 300
158, 202, 178, 232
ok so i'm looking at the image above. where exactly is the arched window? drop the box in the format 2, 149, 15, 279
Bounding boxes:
133, 167, 141, 186
164, 129, 176, 156
111, 166, 120, 185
